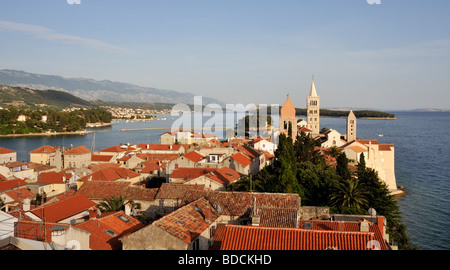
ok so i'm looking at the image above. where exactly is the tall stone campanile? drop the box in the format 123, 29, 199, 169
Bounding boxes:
347, 110, 357, 142
306, 79, 320, 136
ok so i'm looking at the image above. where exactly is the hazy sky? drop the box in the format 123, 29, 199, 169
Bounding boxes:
1, 0, 449, 110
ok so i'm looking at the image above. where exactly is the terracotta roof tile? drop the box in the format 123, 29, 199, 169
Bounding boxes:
137, 144, 182, 151
0, 147, 16, 154
3, 187, 35, 204
153, 197, 219, 244
76, 181, 157, 200
211, 224, 384, 250
29, 194, 97, 223
75, 211, 144, 250
155, 183, 205, 199
29, 145, 56, 154
229, 153, 252, 167
379, 144, 394, 151
182, 151, 205, 163
79, 167, 140, 182
37, 171, 72, 184
91, 154, 114, 162
182, 190, 300, 217
169, 167, 216, 180
0, 179, 28, 192
64, 145, 92, 155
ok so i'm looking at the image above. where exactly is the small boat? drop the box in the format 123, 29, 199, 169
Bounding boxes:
378, 134, 383, 137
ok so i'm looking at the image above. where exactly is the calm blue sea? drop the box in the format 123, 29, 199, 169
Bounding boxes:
1, 111, 449, 250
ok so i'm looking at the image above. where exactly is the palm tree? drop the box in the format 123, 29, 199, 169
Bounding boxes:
331, 178, 368, 209
325, 146, 341, 158
97, 195, 141, 213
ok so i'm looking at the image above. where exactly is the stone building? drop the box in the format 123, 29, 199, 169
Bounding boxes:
63, 146, 92, 169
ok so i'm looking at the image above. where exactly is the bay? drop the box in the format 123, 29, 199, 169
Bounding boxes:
1, 111, 449, 250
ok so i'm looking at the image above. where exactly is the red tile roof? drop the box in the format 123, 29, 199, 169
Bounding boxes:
182, 190, 300, 217
91, 154, 114, 162
0, 179, 28, 192
3, 187, 35, 204
29, 145, 56, 154
229, 152, 252, 167
356, 139, 379, 145
201, 167, 242, 185
0, 147, 16, 154
136, 153, 180, 162
379, 144, 394, 151
169, 167, 216, 180
74, 211, 144, 250
76, 181, 158, 201
29, 194, 97, 223
99, 145, 136, 153
153, 197, 219, 244
137, 144, 182, 151
64, 145, 92, 155
211, 224, 384, 250
37, 171, 72, 184
155, 183, 205, 199
79, 167, 140, 182
140, 161, 161, 173
297, 219, 387, 250
182, 151, 205, 163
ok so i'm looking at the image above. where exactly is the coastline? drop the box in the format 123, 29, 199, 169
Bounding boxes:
0, 130, 93, 137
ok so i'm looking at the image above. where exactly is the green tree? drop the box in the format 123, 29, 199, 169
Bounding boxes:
325, 146, 341, 158
357, 168, 416, 249
97, 196, 141, 213
330, 178, 368, 209
296, 161, 339, 206
270, 133, 299, 193
357, 152, 366, 173
336, 152, 351, 180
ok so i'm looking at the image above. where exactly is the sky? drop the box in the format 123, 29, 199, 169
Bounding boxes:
1, 0, 450, 110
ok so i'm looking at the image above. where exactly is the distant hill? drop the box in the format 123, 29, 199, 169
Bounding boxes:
0, 69, 223, 105
0, 85, 93, 109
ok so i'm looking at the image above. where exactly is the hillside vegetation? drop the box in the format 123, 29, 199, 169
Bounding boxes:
0, 85, 92, 110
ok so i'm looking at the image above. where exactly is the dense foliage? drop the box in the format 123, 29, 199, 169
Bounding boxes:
227, 131, 416, 250
0, 107, 112, 135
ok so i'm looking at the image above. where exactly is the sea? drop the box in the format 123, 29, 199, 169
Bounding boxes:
1, 110, 449, 250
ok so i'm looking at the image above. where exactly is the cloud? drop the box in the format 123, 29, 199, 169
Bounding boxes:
0, 20, 133, 54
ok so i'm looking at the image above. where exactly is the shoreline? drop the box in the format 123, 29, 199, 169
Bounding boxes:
0, 130, 93, 138
297, 115, 397, 120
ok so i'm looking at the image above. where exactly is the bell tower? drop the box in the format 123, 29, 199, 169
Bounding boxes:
306, 78, 320, 136
347, 110, 357, 142
279, 94, 297, 141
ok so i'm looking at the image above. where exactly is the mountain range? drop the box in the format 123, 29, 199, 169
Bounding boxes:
0, 69, 223, 105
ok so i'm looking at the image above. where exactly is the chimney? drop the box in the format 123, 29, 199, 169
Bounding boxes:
359, 219, 370, 232
89, 207, 98, 220
22, 197, 31, 211
377, 216, 386, 236
125, 203, 131, 216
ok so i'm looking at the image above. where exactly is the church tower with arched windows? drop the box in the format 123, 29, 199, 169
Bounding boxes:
347, 110, 357, 142
307, 79, 320, 136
